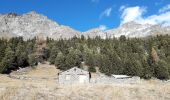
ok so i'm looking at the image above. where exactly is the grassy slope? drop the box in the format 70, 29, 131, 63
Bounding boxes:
0, 63, 170, 100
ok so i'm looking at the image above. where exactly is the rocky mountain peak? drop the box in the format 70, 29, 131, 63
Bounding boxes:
0, 11, 81, 40
121, 21, 153, 29
26, 11, 38, 15
83, 21, 170, 38
121, 21, 141, 27
24, 11, 46, 18
86, 28, 104, 33
6, 13, 19, 17
0, 12, 169, 40
83, 28, 107, 39
106, 21, 170, 37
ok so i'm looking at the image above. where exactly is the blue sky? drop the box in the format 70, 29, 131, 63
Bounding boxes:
0, 0, 170, 31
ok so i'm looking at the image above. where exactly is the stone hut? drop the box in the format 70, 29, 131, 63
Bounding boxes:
58, 67, 90, 84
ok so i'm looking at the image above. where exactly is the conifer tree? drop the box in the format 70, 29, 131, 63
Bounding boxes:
49, 46, 59, 64
55, 52, 66, 70
0, 39, 6, 62
28, 54, 38, 67
154, 60, 169, 80
16, 43, 28, 67
65, 48, 82, 68
0, 46, 16, 73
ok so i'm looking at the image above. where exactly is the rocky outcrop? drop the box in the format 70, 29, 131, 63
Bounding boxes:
107, 21, 170, 38
0, 11, 81, 40
84, 21, 170, 38
83, 28, 107, 39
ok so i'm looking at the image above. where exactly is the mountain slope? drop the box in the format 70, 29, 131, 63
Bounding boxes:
107, 21, 170, 38
84, 21, 170, 38
0, 11, 81, 40
83, 28, 107, 39
0, 12, 170, 39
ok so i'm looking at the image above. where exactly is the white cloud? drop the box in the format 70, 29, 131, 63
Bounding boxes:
100, 7, 112, 19
120, 5, 170, 26
99, 25, 107, 31
143, 12, 170, 26
159, 4, 170, 13
120, 6, 146, 24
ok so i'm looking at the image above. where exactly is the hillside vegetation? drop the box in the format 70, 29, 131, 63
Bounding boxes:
0, 35, 170, 80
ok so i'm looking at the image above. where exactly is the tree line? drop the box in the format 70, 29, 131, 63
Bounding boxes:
0, 35, 170, 80
0, 37, 38, 73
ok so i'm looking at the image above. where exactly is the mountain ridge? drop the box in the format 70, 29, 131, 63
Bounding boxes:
0, 11, 170, 40
0, 11, 81, 40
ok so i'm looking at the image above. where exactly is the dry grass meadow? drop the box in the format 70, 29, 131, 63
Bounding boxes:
0, 63, 170, 100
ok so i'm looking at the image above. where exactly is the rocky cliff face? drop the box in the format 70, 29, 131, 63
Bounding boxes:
84, 21, 170, 39
107, 21, 170, 38
83, 28, 107, 39
0, 12, 170, 40
0, 11, 81, 40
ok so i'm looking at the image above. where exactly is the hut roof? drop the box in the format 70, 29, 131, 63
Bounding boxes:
59, 67, 89, 75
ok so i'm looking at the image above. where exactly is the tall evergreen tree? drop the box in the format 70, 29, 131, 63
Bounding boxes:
55, 52, 66, 70
0, 46, 16, 73
16, 43, 28, 67
28, 54, 38, 67
154, 60, 169, 80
